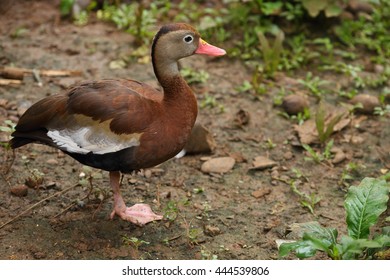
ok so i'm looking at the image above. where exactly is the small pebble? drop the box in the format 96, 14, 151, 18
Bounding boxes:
282, 94, 309, 115
10, 185, 28, 197
204, 225, 221, 237
350, 94, 380, 114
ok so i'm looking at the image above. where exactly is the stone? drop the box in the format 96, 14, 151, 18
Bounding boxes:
201, 157, 235, 174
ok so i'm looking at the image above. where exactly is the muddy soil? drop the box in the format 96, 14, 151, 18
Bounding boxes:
0, 1, 389, 260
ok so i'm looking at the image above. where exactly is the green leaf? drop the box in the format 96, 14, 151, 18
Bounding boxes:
345, 178, 389, 239
339, 235, 385, 259
279, 240, 317, 259
325, 4, 342, 17
300, 0, 327, 17
279, 222, 339, 259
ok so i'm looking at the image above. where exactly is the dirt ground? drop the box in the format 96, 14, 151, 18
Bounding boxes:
0, 1, 389, 260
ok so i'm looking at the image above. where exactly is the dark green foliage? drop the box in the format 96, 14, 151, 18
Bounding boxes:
279, 177, 390, 260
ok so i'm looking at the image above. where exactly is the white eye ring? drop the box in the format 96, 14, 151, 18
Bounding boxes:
183, 35, 194, 44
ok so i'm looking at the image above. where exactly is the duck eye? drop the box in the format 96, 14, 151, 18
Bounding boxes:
183, 35, 193, 43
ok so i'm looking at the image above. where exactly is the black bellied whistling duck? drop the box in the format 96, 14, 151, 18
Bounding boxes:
9, 23, 226, 226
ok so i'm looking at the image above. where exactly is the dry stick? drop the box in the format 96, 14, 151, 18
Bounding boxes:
0, 66, 82, 77
0, 183, 80, 230
0, 79, 22, 85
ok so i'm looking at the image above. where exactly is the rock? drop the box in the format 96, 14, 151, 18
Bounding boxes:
281, 94, 309, 115
350, 94, 380, 114
204, 225, 221, 236
184, 123, 215, 154
348, 0, 374, 14
201, 157, 235, 174
251, 187, 272, 198
46, 158, 59, 165
283, 151, 293, 160
249, 156, 277, 170
10, 184, 28, 197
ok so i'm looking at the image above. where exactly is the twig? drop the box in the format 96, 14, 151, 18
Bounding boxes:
0, 183, 80, 230
0, 66, 82, 77
0, 79, 22, 86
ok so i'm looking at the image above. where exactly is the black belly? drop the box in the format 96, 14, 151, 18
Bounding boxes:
66, 147, 138, 173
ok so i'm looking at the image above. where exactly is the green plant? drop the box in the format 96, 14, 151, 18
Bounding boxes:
298, 72, 329, 98
315, 102, 343, 144
302, 139, 334, 163
279, 177, 390, 259
97, 2, 160, 46
180, 67, 209, 85
298, 0, 344, 18
59, 0, 75, 16
200, 247, 218, 260
290, 181, 321, 215
257, 30, 284, 78
200, 94, 225, 113
0, 120, 16, 149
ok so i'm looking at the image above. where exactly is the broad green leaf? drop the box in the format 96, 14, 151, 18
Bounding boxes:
295, 240, 318, 259
279, 241, 304, 258
298, 221, 338, 244
345, 178, 389, 239
279, 222, 338, 259
339, 235, 385, 259
279, 240, 317, 259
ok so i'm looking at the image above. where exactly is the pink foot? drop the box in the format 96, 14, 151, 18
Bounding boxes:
110, 203, 163, 226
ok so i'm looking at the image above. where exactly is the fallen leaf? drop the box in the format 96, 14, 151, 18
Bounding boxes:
294, 105, 350, 144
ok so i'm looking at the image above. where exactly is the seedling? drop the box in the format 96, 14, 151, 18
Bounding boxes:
180, 67, 209, 85
279, 109, 310, 125
298, 72, 329, 99
315, 102, 343, 144
290, 181, 321, 215
122, 235, 150, 259
279, 177, 390, 259
257, 30, 284, 78
263, 138, 277, 150
200, 94, 225, 113
200, 246, 218, 260
302, 140, 334, 164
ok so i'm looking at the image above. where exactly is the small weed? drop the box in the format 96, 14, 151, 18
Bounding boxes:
290, 181, 321, 215
236, 80, 253, 94
302, 140, 334, 164
298, 72, 329, 99
200, 246, 218, 260
279, 108, 310, 125
180, 67, 209, 85
122, 235, 150, 259
263, 138, 277, 150
200, 94, 225, 113
374, 104, 390, 116
339, 162, 365, 188
10, 27, 29, 38
257, 30, 284, 78
315, 102, 343, 144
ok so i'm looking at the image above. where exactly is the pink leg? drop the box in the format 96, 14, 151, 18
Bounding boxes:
109, 171, 163, 226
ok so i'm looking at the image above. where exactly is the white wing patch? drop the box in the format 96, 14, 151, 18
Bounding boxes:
47, 121, 141, 155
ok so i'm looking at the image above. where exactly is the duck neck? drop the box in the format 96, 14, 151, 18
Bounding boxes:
152, 55, 192, 103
